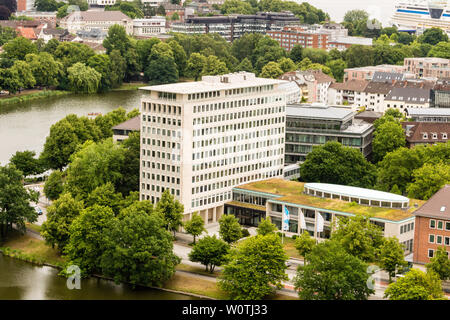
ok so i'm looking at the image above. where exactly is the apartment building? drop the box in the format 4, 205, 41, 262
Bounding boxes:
133, 17, 166, 37
60, 10, 133, 35
267, 26, 330, 51
285, 104, 374, 164
225, 178, 419, 253
404, 57, 450, 79
413, 185, 450, 265
139, 72, 287, 224
327, 80, 368, 106
384, 86, 431, 113
431, 81, 450, 108
344, 65, 406, 82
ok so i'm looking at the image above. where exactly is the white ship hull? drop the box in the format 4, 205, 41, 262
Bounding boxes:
390, 0, 450, 35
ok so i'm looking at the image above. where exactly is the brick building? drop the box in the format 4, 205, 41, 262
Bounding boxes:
412, 185, 450, 265
402, 122, 449, 148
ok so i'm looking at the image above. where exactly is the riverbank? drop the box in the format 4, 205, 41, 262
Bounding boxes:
0, 90, 71, 106
0, 229, 298, 300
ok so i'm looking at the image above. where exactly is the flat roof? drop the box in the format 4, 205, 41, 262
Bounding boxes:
305, 183, 409, 203
234, 179, 425, 222
286, 105, 354, 121
139, 74, 286, 94
407, 108, 450, 116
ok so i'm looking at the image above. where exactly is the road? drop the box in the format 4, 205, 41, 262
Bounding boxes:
25, 183, 49, 226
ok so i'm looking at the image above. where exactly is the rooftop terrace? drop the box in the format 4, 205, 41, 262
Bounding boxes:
234, 179, 425, 222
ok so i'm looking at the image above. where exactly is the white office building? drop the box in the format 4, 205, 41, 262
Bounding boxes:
139, 72, 287, 224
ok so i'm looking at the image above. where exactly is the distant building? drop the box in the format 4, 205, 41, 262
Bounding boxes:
278, 81, 301, 104
406, 108, 450, 122
404, 57, 450, 79
344, 65, 406, 82
402, 122, 449, 148
327, 36, 373, 51
412, 185, 450, 265
328, 80, 369, 106
285, 104, 374, 164
279, 70, 335, 104
112, 116, 140, 142
267, 26, 331, 51
13, 11, 57, 27
60, 10, 133, 35
431, 81, 450, 108
133, 17, 166, 37
225, 178, 418, 251
354, 110, 383, 124
384, 86, 431, 114
171, 12, 299, 42
38, 27, 70, 43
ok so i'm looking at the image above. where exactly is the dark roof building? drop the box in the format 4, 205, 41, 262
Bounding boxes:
371, 71, 405, 83
402, 121, 450, 147
112, 116, 140, 142
354, 110, 383, 123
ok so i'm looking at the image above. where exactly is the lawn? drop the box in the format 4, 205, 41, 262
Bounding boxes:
282, 237, 302, 260
163, 273, 229, 300
0, 230, 65, 266
25, 223, 42, 234
176, 263, 221, 278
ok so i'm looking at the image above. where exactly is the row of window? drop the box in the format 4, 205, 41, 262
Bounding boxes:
223, 85, 274, 98
143, 173, 180, 185
144, 139, 180, 150
193, 136, 283, 151
142, 161, 180, 172
141, 128, 181, 139
428, 249, 449, 258
428, 234, 450, 246
188, 91, 220, 101
400, 222, 414, 234
142, 150, 180, 162
193, 96, 281, 114
143, 115, 182, 127
193, 107, 283, 125
142, 102, 180, 115
429, 219, 450, 230
191, 191, 232, 209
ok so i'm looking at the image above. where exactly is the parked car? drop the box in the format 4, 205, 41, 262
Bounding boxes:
34, 206, 43, 215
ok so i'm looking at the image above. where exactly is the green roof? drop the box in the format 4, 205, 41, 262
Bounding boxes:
235, 179, 425, 222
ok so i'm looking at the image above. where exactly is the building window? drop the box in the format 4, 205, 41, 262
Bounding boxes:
437, 235, 443, 244
430, 220, 436, 229
437, 221, 443, 230
446, 222, 450, 231
429, 234, 435, 243
428, 249, 434, 258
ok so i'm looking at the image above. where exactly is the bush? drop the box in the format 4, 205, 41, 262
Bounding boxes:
277, 232, 283, 238
241, 228, 250, 238
292, 235, 298, 240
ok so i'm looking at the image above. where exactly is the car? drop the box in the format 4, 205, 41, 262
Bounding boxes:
34, 206, 43, 215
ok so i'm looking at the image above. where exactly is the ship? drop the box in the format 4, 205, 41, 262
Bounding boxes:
390, 0, 450, 35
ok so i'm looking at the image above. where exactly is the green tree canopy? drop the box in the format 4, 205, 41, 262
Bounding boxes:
218, 214, 242, 244
25, 52, 63, 88
260, 61, 283, 79
294, 231, 316, 262
156, 189, 184, 236
406, 162, 450, 200
372, 120, 406, 163
426, 246, 450, 281
9, 150, 42, 177
378, 237, 408, 282
67, 62, 102, 94
418, 28, 448, 45
188, 235, 230, 273
2, 36, 37, 60
219, 234, 288, 299
43, 170, 64, 201
103, 24, 131, 55
184, 212, 206, 244
256, 218, 277, 236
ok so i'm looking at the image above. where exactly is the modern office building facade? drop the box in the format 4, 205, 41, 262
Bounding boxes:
225, 178, 419, 254
285, 104, 374, 164
139, 72, 287, 224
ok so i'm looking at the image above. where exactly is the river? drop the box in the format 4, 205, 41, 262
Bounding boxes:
0, 254, 197, 300
0, 90, 143, 166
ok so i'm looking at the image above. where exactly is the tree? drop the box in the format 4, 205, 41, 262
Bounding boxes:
156, 189, 184, 236
326, 59, 347, 82
379, 237, 408, 282
34, 0, 62, 11
218, 214, 242, 244
0, 66, 20, 94
407, 162, 450, 200
294, 231, 316, 262
418, 28, 448, 46
100, 207, 180, 286
289, 44, 303, 63
331, 215, 384, 262
2, 36, 37, 60
188, 235, 229, 273
0, 165, 38, 241
156, 4, 165, 15
185, 52, 207, 81
235, 57, 254, 73
256, 218, 277, 236
115, 131, 140, 196
103, 24, 130, 55
384, 268, 446, 300
109, 49, 126, 87
10, 60, 35, 90
398, 32, 415, 45
202, 55, 229, 76
43, 170, 64, 201
85, 183, 124, 216
87, 54, 113, 92
168, 40, 187, 76
344, 45, 375, 68
67, 62, 101, 94
40, 193, 83, 251
294, 240, 374, 300
299, 141, 377, 188
0, 25, 16, 46
64, 205, 115, 275
219, 234, 288, 300
171, 12, 179, 20
65, 139, 124, 201
260, 61, 283, 79
184, 212, 206, 244
9, 150, 42, 177
428, 41, 450, 59
277, 57, 296, 73
145, 54, 179, 85
426, 246, 450, 281
220, 0, 256, 14
53, 42, 95, 69
372, 120, 406, 163
26, 52, 63, 88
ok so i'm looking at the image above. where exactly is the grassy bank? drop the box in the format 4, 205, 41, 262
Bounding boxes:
113, 82, 147, 91
0, 90, 71, 106
0, 230, 65, 267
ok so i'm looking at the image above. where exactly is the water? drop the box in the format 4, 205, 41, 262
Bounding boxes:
0, 254, 197, 300
300, 0, 397, 26
0, 90, 143, 166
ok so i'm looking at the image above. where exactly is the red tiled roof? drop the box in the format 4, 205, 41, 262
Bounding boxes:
413, 185, 450, 220
17, 27, 37, 40
330, 80, 369, 92
402, 122, 450, 144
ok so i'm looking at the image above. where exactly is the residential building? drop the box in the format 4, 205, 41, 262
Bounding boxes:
354, 110, 383, 124
431, 81, 450, 108
384, 86, 431, 113
163, 3, 186, 22
133, 17, 166, 37
279, 70, 335, 104
412, 185, 450, 265
139, 72, 287, 224
327, 80, 368, 106
344, 65, 406, 82
171, 12, 299, 42
406, 108, 450, 122
38, 28, 70, 43
404, 57, 450, 79
285, 104, 374, 164
267, 26, 330, 51
402, 122, 450, 147
60, 10, 133, 35
112, 116, 140, 142
13, 11, 57, 27
360, 81, 393, 113
225, 178, 420, 254
278, 81, 301, 104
